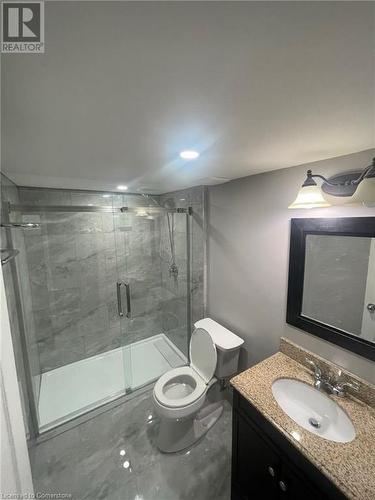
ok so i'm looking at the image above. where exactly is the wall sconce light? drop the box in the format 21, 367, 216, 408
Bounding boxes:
289, 157, 375, 209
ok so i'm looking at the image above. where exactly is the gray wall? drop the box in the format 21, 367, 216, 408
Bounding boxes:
208, 149, 375, 383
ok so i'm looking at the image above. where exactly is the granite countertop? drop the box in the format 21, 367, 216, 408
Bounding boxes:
231, 350, 375, 500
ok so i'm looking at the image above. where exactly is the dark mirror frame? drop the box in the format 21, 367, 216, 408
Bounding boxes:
287, 217, 375, 362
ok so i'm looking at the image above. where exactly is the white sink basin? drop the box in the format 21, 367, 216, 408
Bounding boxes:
272, 378, 356, 443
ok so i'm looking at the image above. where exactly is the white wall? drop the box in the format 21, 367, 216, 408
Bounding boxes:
208, 149, 375, 383
0, 269, 33, 496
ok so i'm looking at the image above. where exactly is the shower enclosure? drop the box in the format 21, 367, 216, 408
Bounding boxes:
1, 183, 196, 436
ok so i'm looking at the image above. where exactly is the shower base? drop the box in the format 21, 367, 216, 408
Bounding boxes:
38, 333, 186, 432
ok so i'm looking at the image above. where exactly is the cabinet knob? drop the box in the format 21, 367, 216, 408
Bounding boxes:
279, 480, 287, 492
268, 466, 275, 477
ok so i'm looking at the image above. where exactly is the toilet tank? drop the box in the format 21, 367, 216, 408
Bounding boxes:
194, 318, 244, 379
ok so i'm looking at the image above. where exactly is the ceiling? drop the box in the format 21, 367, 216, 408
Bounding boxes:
2, 1, 374, 194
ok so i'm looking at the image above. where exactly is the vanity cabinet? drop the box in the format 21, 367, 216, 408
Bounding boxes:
231, 390, 347, 500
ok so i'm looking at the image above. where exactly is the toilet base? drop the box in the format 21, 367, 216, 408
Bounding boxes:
156, 402, 224, 453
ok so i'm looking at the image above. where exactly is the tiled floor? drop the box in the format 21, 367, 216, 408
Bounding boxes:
30, 388, 232, 500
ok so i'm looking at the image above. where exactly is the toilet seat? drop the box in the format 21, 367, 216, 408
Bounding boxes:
153, 366, 207, 408
153, 328, 217, 409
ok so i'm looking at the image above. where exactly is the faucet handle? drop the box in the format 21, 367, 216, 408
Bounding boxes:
333, 380, 360, 397
346, 381, 360, 391
305, 358, 322, 379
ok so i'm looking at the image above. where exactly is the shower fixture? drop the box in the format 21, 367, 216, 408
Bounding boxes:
141, 193, 160, 206
169, 262, 179, 278
167, 212, 178, 278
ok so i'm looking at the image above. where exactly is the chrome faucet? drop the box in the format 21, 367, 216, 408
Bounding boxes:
305, 358, 359, 398
305, 358, 323, 390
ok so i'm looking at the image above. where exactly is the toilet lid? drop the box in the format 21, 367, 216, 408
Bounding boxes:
189, 328, 217, 383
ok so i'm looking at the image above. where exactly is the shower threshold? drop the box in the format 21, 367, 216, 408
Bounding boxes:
37, 333, 186, 432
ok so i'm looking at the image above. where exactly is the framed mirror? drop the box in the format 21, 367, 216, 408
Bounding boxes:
287, 217, 375, 361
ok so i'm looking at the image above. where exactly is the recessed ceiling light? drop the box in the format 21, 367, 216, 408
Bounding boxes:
117, 185, 128, 191
102, 194, 111, 198
179, 150, 199, 160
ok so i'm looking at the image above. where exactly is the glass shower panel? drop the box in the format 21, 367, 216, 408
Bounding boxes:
114, 208, 188, 393
159, 211, 190, 358
20, 207, 128, 431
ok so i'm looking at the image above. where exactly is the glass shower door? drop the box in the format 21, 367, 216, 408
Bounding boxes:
16, 204, 129, 432
114, 207, 188, 394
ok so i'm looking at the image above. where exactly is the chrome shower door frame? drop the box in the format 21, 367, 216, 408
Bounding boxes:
3, 201, 193, 439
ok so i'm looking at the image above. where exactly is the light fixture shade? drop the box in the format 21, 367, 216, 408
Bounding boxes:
351, 177, 375, 207
288, 185, 331, 209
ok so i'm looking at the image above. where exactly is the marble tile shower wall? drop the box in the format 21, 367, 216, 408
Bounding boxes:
1, 174, 41, 431
15, 186, 205, 374
18, 188, 166, 372
159, 186, 206, 355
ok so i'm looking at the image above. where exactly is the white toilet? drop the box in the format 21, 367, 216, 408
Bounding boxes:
152, 318, 244, 453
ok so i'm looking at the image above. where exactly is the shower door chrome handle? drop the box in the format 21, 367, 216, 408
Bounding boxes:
117, 281, 124, 317
124, 282, 131, 319
116, 281, 131, 319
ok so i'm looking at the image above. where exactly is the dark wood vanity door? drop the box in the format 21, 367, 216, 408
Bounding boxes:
278, 464, 320, 500
233, 412, 280, 499
231, 390, 347, 500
